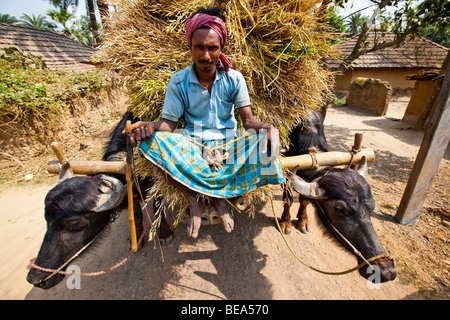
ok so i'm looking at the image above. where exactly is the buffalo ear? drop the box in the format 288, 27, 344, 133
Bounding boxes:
356, 156, 369, 182
288, 167, 327, 199
92, 175, 126, 213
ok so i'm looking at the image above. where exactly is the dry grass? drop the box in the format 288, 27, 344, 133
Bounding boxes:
96, 0, 339, 146
96, 0, 340, 226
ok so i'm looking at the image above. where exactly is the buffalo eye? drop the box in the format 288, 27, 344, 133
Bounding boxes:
333, 202, 346, 215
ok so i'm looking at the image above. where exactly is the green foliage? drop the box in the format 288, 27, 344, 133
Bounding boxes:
0, 13, 18, 24
19, 14, 57, 31
420, 22, 450, 48
392, 0, 449, 38
346, 12, 368, 35
0, 47, 110, 129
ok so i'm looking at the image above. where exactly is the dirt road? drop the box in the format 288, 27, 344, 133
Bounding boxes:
1, 98, 448, 300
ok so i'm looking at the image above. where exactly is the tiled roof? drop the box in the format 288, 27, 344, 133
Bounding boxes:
325, 32, 448, 70
0, 23, 96, 72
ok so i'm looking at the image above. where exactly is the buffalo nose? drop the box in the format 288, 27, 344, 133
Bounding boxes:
27, 271, 42, 286
380, 265, 397, 282
27, 269, 51, 289
360, 257, 397, 283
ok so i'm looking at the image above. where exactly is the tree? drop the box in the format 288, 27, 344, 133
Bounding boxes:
346, 12, 368, 35
336, 0, 450, 71
421, 22, 450, 48
47, 8, 76, 37
47, 0, 107, 46
72, 15, 102, 46
19, 14, 57, 31
86, 0, 100, 45
0, 14, 19, 24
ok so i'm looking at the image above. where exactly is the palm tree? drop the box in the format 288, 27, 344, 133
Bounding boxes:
71, 15, 101, 46
0, 14, 19, 24
19, 14, 57, 31
47, 0, 104, 45
346, 13, 368, 36
47, 8, 76, 37
48, 0, 79, 11
86, 0, 100, 45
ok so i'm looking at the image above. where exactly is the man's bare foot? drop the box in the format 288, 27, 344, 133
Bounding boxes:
220, 212, 234, 233
211, 198, 234, 233
187, 200, 205, 238
187, 215, 202, 238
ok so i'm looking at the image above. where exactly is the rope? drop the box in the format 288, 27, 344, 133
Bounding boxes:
372, 208, 420, 225
267, 185, 392, 275
348, 147, 361, 168
30, 129, 153, 280
29, 216, 151, 279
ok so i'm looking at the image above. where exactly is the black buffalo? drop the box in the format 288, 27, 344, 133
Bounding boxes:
27, 112, 173, 289
280, 106, 397, 283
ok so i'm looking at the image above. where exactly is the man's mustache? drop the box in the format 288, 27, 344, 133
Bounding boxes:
198, 59, 214, 64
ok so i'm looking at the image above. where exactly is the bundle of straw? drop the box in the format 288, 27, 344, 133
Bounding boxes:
95, 0, 339, 233
96, 0, 338, 146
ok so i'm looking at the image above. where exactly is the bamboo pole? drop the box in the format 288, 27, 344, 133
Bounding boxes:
48, 149, 376, 175
47, 160, 126, 175
126, 120, 138, 252
279, 149, 375, 171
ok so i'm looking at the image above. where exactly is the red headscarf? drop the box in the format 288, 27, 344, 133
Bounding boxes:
186, 13, 232, 72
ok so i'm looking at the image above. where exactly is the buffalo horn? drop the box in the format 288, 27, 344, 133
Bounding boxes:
92, 175, 126, 213
57, 161, 75, 183
356, 156, 369, 182
289, 166, 326, 199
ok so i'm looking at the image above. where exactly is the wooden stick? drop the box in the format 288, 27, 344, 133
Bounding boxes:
396, 54, 450, 225
279, 149, 375, 171
126, 120, 138, 253
47, 160, 126, 175
350, 133, 363, 169
50, 142, 67, 164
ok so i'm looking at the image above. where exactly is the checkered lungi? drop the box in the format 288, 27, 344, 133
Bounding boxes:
139, 132, 285, 198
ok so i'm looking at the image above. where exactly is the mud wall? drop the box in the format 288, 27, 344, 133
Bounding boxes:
346, 78, 393, 116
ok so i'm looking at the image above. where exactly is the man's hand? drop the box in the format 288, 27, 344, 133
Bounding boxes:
261, 125, 280, 164
123, 121, 155, 147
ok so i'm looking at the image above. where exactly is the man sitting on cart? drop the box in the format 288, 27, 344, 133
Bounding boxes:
127, 7, 284, 238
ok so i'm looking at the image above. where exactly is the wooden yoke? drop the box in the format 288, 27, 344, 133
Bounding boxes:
126, 120, 138, 253
48, 150, 375, 174
279, 148, 375, 171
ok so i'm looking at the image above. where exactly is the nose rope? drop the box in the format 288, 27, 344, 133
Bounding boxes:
29, 122, 160, 283
29, 216, 151, 281
268, 185, 393, 276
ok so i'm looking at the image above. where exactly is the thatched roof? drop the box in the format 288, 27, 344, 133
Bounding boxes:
0, 23, 96, 72
325, 32, 449, 70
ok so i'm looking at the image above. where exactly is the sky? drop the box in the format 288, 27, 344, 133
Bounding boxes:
1, 0, 376, 19
1, 0, 419, 21
0, 0, 83, 19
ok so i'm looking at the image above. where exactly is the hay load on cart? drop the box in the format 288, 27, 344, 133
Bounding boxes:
50, 0, 373, 236
96, 0, 337, 142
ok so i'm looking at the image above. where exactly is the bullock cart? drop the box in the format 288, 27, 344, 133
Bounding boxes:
47, 132, 374, 175
46, 132, 374, 250
47, 147, 375, 175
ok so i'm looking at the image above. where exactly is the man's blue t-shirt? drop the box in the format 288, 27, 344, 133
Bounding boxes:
161, 64, 251, 140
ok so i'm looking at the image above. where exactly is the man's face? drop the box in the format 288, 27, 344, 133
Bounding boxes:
190, 28, 222, 74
